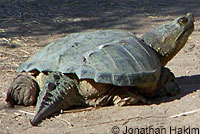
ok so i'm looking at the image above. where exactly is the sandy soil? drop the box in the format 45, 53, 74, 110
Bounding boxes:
0, 0, 200, 134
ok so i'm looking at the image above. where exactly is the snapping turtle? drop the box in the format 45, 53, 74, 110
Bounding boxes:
6, 13, 194, 126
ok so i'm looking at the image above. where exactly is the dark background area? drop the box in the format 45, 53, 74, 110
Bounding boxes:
0, 0, 199, 37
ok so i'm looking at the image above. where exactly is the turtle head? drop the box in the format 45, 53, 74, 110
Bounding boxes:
142, 13, 194, 66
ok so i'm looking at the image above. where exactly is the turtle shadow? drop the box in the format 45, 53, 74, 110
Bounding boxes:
148, 74, 200, 104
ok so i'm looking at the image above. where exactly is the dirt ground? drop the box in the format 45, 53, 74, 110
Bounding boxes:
0, 0, 200, 134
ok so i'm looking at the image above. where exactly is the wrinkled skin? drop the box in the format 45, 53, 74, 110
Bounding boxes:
6, 13, 194, 126
142, 13, 194, 66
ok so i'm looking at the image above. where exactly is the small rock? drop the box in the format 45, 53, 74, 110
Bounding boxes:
186, 70, 190, 74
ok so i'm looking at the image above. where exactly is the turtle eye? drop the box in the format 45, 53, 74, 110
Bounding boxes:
178, 17, 188, 24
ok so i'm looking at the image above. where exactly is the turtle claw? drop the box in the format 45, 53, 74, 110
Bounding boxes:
112, 88, 146, 106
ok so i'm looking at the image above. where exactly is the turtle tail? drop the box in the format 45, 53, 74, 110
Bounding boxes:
30, 72, 84, 126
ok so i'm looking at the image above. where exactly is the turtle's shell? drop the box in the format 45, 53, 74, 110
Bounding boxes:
17, 30, 161, 86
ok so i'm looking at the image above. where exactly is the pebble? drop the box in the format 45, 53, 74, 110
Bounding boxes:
186, 70, 191, 74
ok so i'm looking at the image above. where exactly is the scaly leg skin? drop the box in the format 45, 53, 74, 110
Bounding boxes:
156, 67, 181, 97
111, 87, 146, 106
31, 72, 86, 126
6, 74, 39, 107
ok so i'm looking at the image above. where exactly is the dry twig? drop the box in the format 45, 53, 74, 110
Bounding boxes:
57, 118, 74, 127
0, 50, 18, 57
18, 48, 30, 55
169, 109, 200, 118
63, 106, 101, 114
18, 110, 35, 116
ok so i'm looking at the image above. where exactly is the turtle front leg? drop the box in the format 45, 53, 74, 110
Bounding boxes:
31, 72, 86, 126
6, 74, 39, 107
156, 67, 181, 96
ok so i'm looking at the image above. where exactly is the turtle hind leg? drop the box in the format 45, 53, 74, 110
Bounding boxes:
110, 87, 146, 106
6, 74, 39, 107
156, 67, 181, 97
31, 72, 85, 126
